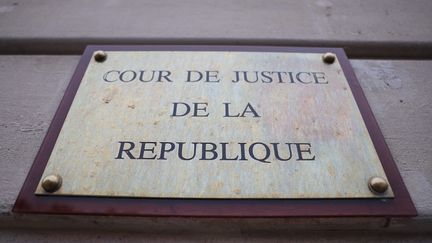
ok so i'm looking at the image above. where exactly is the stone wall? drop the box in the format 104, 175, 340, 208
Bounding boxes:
0, 0, 431, 241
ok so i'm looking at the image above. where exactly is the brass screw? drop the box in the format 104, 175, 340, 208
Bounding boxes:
41, 174, 62, 193
368, 176, 389, 194
94, 50, 107, 62
322, 52, 336, 64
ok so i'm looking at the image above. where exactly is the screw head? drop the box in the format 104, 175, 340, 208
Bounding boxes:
322, 52, 336, 64
368, 176, 389, 194
41, 174, 62, 193
94, 50, 107, 62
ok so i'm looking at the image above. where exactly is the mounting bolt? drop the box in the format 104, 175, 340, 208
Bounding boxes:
368, 176, 389, 194
41, 174, 62, 193
94, 50, 107, 62
322, 52, 336, 64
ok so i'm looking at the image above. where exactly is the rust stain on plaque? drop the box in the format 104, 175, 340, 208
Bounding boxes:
35, 51, 393, 199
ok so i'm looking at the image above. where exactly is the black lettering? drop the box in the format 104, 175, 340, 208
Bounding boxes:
249, 142, 271, 163
157, 70, 173, 82
261, 71, 273, 83
296, 72, 312, 84
186, 70, 203, 82
312, 72, 328, 84
103, 70, 119, 82
238, 143, 247, 160
220, 142, 239, 160
193, 103, 209, 117
138, 70, 156, 82
287, 72, 295, 83
244, 71, 259, 83
138, 142, 157, 159
206, 71, 220, 82
241, 103, 261, 117
115, 141, 136, 159
223, 103, 240, 117
201, 142, 218, 160
272, 143, 293, 161
178, 142, 198, 160
231, 71, 241, 83
119, 70, 137, 82
158, 142, 175, 160
296, 143, 316, 161
171, 102, 190, 117
273, 71, 287, 83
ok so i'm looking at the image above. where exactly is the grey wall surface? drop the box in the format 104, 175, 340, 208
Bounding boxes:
0, 0, 431, 241
0, 0, 431, 57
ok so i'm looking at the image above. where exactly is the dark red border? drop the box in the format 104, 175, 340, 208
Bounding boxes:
13, 45, 417, 217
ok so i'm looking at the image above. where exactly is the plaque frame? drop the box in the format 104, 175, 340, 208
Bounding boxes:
13, 45, 416, 217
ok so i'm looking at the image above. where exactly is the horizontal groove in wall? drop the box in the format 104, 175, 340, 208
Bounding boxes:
1, 38, 432, 59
